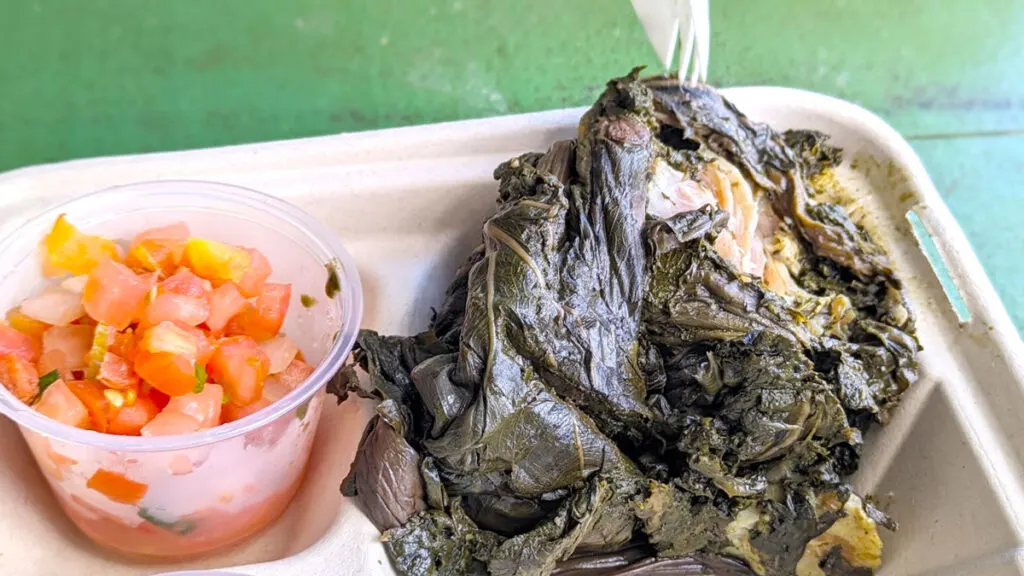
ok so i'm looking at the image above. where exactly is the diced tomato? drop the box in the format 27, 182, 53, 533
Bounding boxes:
4, 314, 46, 370
20, 287, 85, 326
134, 321, 204, 397
257, 359, 314, 419
83, 259, 157, 330
141, 321, 212, 364
72, 315, 98, 327
159, 267, 209, 298
0, 323, 41, 362
144, 384, 171, 410
107, 395, 159, 435
164, 383, 223, 429
109, 328, 137, 362
140, 410, 201, 437
260, 335, 298, 374
96, 352, 138, 390
41, 215, 121, 276
86, 468, 148, 505
124, 223, 190, 277
133, 222, 190, 245
42, 325, 93, 370
207, 336, 269, 407
261, 377, 291, 404
40, 256, 65, 278
134, 350, 197, 398
125, 241, 178, 277
184, 238, 251, 285
205, 282, 246, 335
143, 292, 210, 328
222, 397, 271, 423
266, 358, 315, 392
11, 218, 315, 438
236, 248, 272, 298
35, 380, 89, 428
65, 379, 118, 432
139, 321, 199, 359
186, 325, 215, 366
225, 283, 291, 341
38, 349, 72, 382
7, 308, 49, 339
0, 354, 40, 403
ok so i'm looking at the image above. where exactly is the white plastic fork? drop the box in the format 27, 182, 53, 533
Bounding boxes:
631, 0, 710, 83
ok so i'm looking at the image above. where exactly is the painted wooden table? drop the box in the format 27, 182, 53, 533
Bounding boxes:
1, 0, 1022, 330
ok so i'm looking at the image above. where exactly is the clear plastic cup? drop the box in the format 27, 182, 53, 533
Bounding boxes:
0, 181, 362, 559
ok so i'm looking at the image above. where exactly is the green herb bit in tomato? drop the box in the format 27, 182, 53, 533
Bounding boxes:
300, 294, 317, 308
193, 363, 207, 394
138, 507, 197, 536
324, 260, 342, 299
30, 369, 61, 405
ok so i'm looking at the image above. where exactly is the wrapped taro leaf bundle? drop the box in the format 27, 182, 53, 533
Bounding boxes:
330, 69, 919, 576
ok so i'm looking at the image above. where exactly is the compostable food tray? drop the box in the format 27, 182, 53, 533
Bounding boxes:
0, 87, 1022, 576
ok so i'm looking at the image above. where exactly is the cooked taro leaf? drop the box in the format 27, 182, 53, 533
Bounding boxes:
644, 207, 812, 346
783, 130, 843, 180
487, 478, 645, 576
384, 502, 500, 576
603, 556, 755, 576
551, 545, 655, 576
553, 547, 755, 575
411, 354, 471, 438
341, 400, 426, 531
431, 245, 486, 348
332, 70, 919, 576
634, 481, 723, 557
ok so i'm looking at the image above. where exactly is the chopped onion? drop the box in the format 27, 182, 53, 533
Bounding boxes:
260, 335, 298, 374
21, 287, 85, 326
60, 275, 89, 294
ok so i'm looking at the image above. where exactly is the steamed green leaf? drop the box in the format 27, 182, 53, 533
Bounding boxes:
333, 70, 917, 576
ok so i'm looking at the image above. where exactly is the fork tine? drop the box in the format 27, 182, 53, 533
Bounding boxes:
631, 0, 680, 71
677, 0, 696, 82
632, 0, 711, 83
678, 0, 710, 84
691, 0, 710, 83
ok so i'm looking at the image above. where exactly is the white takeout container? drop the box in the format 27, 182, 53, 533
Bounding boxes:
0, 86, 1022, 575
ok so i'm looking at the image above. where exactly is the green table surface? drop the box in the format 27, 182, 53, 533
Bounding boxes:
2, 0, 1022, 331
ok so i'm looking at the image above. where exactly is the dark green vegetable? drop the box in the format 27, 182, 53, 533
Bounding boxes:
332, 70, 917, 576
301, 293, 318, 308
31, 369, 60, 405
38, 369, 60, 389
